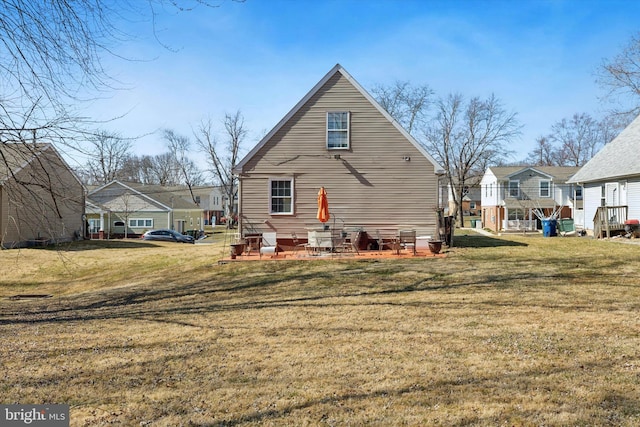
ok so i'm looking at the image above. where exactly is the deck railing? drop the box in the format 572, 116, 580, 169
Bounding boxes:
593, 205, 628, 238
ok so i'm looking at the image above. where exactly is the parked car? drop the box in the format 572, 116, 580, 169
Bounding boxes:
183, 229, 205, 239
141, 229, 195, 244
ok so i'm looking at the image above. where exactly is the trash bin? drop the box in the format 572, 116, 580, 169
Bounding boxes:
542, 219, 557, 237
557, 219, 574, 234
470, 219, 477, 228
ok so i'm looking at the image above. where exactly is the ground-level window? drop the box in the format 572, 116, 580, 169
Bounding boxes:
270, 178, 293, 214
129, 218, 153, 228
88, 219, 101, 233
508, 208, 525, 220
327, 111, 350, 149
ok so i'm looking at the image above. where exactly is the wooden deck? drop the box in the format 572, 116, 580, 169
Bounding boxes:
593, 205, 628, 238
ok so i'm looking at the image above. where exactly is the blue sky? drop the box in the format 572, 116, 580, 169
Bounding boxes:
81, 0, 640, 170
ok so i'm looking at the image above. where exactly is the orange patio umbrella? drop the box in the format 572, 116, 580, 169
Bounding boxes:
317, 187, 330, 223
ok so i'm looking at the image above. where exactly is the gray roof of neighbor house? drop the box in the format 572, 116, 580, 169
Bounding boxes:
88, 181, 201, 210
488, 166, 581, 182
233, 63, 444, 174
568, 114, 640, 183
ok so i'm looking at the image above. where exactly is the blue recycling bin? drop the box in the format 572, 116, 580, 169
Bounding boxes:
542, 219, 557, 237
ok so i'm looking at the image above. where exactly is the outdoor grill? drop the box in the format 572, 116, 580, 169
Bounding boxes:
624, 219, 640, 238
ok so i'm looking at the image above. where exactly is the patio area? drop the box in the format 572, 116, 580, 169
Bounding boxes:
220, 238, 448, 262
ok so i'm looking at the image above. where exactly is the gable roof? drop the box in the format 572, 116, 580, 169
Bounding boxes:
487, 166, 580, 182
0, 143, 84, 188
88, 181, 200, 210
233, 64, 443, 174
568, 114, 640, 183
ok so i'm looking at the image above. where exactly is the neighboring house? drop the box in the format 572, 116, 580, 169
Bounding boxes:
480, 166, 582, 232
86, 181, 203, 238
0, 143, 85, 248
445, 177, 482, 218
568, 114, 640, 237
167, 185, 227, 225
232, 64, 444, 245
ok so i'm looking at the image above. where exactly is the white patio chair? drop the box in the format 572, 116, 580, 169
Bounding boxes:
259, 232, 278, 258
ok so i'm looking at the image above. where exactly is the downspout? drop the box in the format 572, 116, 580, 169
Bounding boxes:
236, 175, 243, 235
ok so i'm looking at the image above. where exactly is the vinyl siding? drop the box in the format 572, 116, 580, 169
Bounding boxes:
88, 183, 204, 235
239, 72, 438, 237
1, 148, 84, 247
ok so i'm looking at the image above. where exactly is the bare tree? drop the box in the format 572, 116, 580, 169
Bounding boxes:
424, 93, 521, 227
548, 113, 605, 167
597, 32, 640, 119
163, 129, 204, 203
194, 110, 245, 227
85, 130, 133, 185
0, 1, 238, 244
148, 153, 181, 186
525, 136, 558, 166
370, 81, 433, 135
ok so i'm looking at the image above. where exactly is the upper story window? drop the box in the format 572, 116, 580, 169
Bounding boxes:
508, 180, 520, 198
539, 180, 551, 198
269, 178, 294, 214
327, 111, 350, 149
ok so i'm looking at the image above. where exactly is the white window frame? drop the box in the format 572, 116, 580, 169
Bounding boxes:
269, 178, 294, 215
508, 180, 520, 198
539, 180, 551, 198
327, 111, 350, 149
88, 218, 101, 233
574, 186, 583, 200
128, 218, 153, 228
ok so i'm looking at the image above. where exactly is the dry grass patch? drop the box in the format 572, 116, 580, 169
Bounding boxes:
1, 233, 640, 425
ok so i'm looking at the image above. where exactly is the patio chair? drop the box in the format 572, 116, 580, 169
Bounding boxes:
398, 229, 417, 255
259, 232, 278, 258
345, 230, 361, 255
291, 232, 309, 255
376, 229, 400, 254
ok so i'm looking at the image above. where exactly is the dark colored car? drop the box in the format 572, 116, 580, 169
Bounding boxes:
141, 229, 195, 244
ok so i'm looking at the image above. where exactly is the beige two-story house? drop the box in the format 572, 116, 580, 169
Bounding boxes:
233, 64, 444, 245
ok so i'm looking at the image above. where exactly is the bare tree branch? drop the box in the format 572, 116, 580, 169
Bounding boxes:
424, 93, 520, 227
194, 110, 246, 227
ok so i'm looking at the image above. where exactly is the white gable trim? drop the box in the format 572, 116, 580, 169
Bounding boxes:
503, 167, 554, 180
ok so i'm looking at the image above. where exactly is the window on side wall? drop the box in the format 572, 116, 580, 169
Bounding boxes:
327, 111, 349, 149
574, 186, 583, 200
539, 180, 551, 197
270, 178, 294, 214
129, 219, 153, 228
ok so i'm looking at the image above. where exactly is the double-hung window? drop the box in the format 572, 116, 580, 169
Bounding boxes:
539, 180, 551, 198
270, 178, 293, 214
327, 111, 349, 149
508, 180, 520, 198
